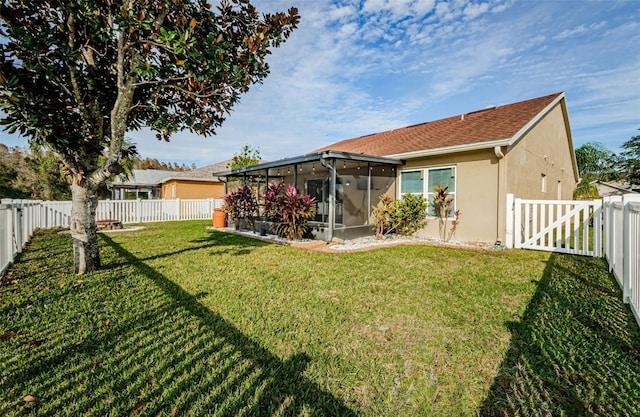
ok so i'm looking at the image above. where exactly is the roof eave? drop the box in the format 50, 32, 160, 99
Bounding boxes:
215, 151, 403, 177
161, 177, 221, 183
385, 138, 511, 159
505, 92, 579, 181
507, 92, 565, 147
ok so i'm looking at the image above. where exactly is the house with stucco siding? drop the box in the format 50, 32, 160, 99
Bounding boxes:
217, 92, 579, 244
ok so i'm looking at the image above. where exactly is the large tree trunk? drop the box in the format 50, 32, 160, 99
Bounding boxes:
70, 182, 100, 274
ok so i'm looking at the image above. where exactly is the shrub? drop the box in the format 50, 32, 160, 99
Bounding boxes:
263, 182, 316, 240
371, 193, 427, 237
390, 193, 428, 235
573, 180, 600, 200
223, 185, 259, 230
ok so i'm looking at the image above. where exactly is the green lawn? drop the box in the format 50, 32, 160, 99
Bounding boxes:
1, 221, 639, 416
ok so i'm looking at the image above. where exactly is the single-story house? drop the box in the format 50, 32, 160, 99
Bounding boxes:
108, 169, 176, 200
161, 160, 231, 200
217, 92, 579, 244
595, 180, 639, 197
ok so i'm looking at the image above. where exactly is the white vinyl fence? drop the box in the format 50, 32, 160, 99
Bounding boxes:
603, 194, 640, 327
0, 198, 224, 274
507, 194, 602, 257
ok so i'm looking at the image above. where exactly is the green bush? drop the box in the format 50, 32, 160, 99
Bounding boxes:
372, 193, 427, 237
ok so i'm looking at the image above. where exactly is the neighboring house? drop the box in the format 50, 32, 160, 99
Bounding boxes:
108, 169, 176, 200
595, 181, 639, 197
161, 160, 230, 199
217, 92, 579, 244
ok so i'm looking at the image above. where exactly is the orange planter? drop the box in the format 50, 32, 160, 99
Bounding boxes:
212, 208, 227, 228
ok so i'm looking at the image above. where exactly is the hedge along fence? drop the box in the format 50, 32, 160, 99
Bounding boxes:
0, 198, 224, 274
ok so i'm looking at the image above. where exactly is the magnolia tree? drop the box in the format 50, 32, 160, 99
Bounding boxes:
0, 0, 299, 273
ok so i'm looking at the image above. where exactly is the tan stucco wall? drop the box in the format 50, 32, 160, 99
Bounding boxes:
161, 180, 225, 199
505, 102, 578, 200
399, 149, 500, 244
398, 102, 578, 244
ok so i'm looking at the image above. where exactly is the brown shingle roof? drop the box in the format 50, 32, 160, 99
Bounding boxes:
172, 160, 234, 180
313, 92, 563, 156
162, 159, 270, 182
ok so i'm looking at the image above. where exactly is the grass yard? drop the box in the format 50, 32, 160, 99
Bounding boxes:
1, 220, 639, 416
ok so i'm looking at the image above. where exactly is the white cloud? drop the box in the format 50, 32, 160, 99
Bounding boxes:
463, 2, 490, 20
4, 0, 629, 166
554, 21, 608, 40
413, 0, 436, 17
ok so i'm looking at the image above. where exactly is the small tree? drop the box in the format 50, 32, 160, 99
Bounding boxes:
621, 135, 640, 187
574, 142, 619, 182
573, 180, 600, 200
0, 1, 299, 273
228, 145, 261, 170
432, 186, 460, 242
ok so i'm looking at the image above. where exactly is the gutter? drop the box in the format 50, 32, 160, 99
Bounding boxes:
386, 138, 511, 159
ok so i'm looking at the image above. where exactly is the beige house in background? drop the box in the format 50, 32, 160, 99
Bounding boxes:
161, 160, 230, 200
218, 92, 579, 244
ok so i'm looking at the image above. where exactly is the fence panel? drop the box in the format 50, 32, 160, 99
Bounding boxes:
0, 200, 47, 274
0, 198, 224, 275
0, 204, 13, 274
601, 194, 640, 328
627, 203, 640, 326
511, 197, 601, 257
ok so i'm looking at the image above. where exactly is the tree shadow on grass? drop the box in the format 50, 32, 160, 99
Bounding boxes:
100, 233, 357, 416
1, 231, 357, 416
480, 253, 640, 416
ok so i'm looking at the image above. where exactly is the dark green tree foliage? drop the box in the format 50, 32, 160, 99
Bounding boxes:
0, 0, 299, 273
228, 144, 261, 170
574, 142, 619, 182
133, 157, 190, 171
0, 144, 71, 200
0, 143, 28, 198
621, 135, 640, 186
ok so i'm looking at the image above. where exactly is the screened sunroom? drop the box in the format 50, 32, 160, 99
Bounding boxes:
215, 151, 403, 241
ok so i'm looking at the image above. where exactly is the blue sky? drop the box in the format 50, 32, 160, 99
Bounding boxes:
1, 0, 638, 167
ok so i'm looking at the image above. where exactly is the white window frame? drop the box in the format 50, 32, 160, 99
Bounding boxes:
399, 166, 457, 218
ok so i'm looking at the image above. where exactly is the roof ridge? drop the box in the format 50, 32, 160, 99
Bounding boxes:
311, 92, 565, 156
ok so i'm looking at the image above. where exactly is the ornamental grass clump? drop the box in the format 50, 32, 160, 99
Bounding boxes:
371, 194, 394, 239
263, 181, 316, 240
223, 185, 259, 230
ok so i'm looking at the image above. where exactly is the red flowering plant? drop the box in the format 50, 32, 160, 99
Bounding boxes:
432, 185, 460, 242
262, 181, 285, 221
223, 185, 259, 230
263, 181, 316, 240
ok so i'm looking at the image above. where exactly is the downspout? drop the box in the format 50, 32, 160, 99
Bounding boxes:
494, 146, 506, 245
320, 157, 335, 242
217, 176, 228, 195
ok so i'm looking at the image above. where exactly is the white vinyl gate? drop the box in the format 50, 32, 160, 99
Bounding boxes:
507, 194, 602, 257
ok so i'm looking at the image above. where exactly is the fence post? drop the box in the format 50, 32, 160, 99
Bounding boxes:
13, 203, 22, 255
136, 199, 141, 223
505, 193, 514, 248
513, 198, 522, 249
623, 198, 632, 303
